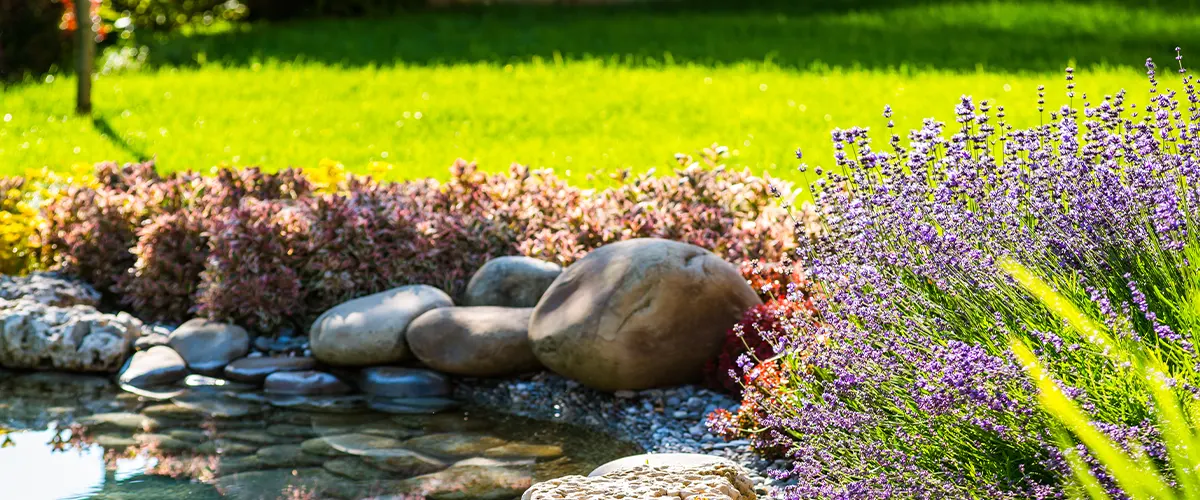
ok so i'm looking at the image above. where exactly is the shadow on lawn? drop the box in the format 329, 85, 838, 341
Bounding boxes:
92, 116, 149, 162
141, 0, 1200, 73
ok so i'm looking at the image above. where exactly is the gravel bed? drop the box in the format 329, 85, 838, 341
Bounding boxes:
454, 371, 792, 498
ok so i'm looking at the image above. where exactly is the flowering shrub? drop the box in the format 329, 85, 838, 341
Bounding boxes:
37, 147, 794, 332
703, 298, 812, 394
727, 51, 1200, 498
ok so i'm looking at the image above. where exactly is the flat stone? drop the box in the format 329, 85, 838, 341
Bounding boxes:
368, 396, 461, 415
197, 439, 259, 455
360, 448, 448, 477
398, 465, 532, 500
455, 457, 537, 468
263, 370, 352, 396
402, 433, 508, 458
355, 421, 422, 440
323, 456, 394, 481
266, 424, 321, 438
167, 429, 209, 443
255, 444, 327, 468
484, 442, 564, 459
224, 356, 317, 384
118, 346, 187, 388
135, 433, 192, 451
316, 433, 405, 456
168, 318, 250, 376
95, 434, 138, 448
219, 430, 282, 445
210, 467, 324, 499
140, 403, 203, 421
170, 393, 266, 419
78, 412, 158, 433
211, 455, 263, 477
359, 366, 450, 398
300, 437, 343, 457
246, 393, 366, 413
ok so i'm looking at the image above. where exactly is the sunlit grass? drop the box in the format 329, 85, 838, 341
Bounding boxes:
0, 62, 1162, 184
0, 0, 1196, 184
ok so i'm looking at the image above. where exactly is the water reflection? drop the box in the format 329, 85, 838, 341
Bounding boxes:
0, 370, 639, 499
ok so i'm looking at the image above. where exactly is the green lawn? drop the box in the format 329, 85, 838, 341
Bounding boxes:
1, 0, 1197, 184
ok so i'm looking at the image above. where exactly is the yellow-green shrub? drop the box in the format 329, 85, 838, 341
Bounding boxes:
0, 165, 93, 276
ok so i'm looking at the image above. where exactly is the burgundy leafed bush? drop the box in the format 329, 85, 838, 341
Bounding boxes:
40, 152, 796, 333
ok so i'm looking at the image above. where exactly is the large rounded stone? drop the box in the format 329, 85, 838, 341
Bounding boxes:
309, 285, 453, 366
528, 238, 761, 392
223, 356, 317, 384
464, 256, 563, 308
118, 346, 187, 388
263, 370, 353, 396
359, 367, 450, 398
407, 307, 541, 377
167, 318, 250, 376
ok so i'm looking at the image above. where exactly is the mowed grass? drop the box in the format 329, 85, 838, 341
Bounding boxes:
1, 0, 1197, 184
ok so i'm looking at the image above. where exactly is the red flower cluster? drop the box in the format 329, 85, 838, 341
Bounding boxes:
59, 0, 107, 38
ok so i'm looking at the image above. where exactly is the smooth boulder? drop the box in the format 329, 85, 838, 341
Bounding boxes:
224, 356, 317, 383
309, 285, 453, 366
407, 307, 541, 377
464, 256, 562, 307
167, 318, 250, 375
118, 346, 187, 388
528, 238, 761, 391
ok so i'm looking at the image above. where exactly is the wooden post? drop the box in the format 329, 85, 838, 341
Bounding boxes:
75, 0, 94, 116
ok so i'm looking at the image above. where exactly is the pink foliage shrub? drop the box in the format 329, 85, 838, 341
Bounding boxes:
39, 151, 797, 333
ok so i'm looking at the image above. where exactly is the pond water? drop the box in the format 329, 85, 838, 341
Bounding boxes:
0, 370, 641, 500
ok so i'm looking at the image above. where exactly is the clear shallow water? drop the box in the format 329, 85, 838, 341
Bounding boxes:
0, 370, 639, 500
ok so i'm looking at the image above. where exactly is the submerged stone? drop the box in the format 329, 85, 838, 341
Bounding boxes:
402, 433, 508, 458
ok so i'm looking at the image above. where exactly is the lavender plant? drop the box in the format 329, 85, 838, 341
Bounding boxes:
739, 50, 1200, 498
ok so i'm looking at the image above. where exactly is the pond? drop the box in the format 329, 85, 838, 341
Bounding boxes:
0, 370, 641, 500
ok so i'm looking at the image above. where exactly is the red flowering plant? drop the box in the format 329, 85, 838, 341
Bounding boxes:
59, 0, 108, 39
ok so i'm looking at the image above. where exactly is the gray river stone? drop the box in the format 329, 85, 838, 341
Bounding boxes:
117, 346, 187, 388
223, 356, 317, 384
359, 366, 450, 398
263, 370, 353, 396
168, 318, 250, 376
